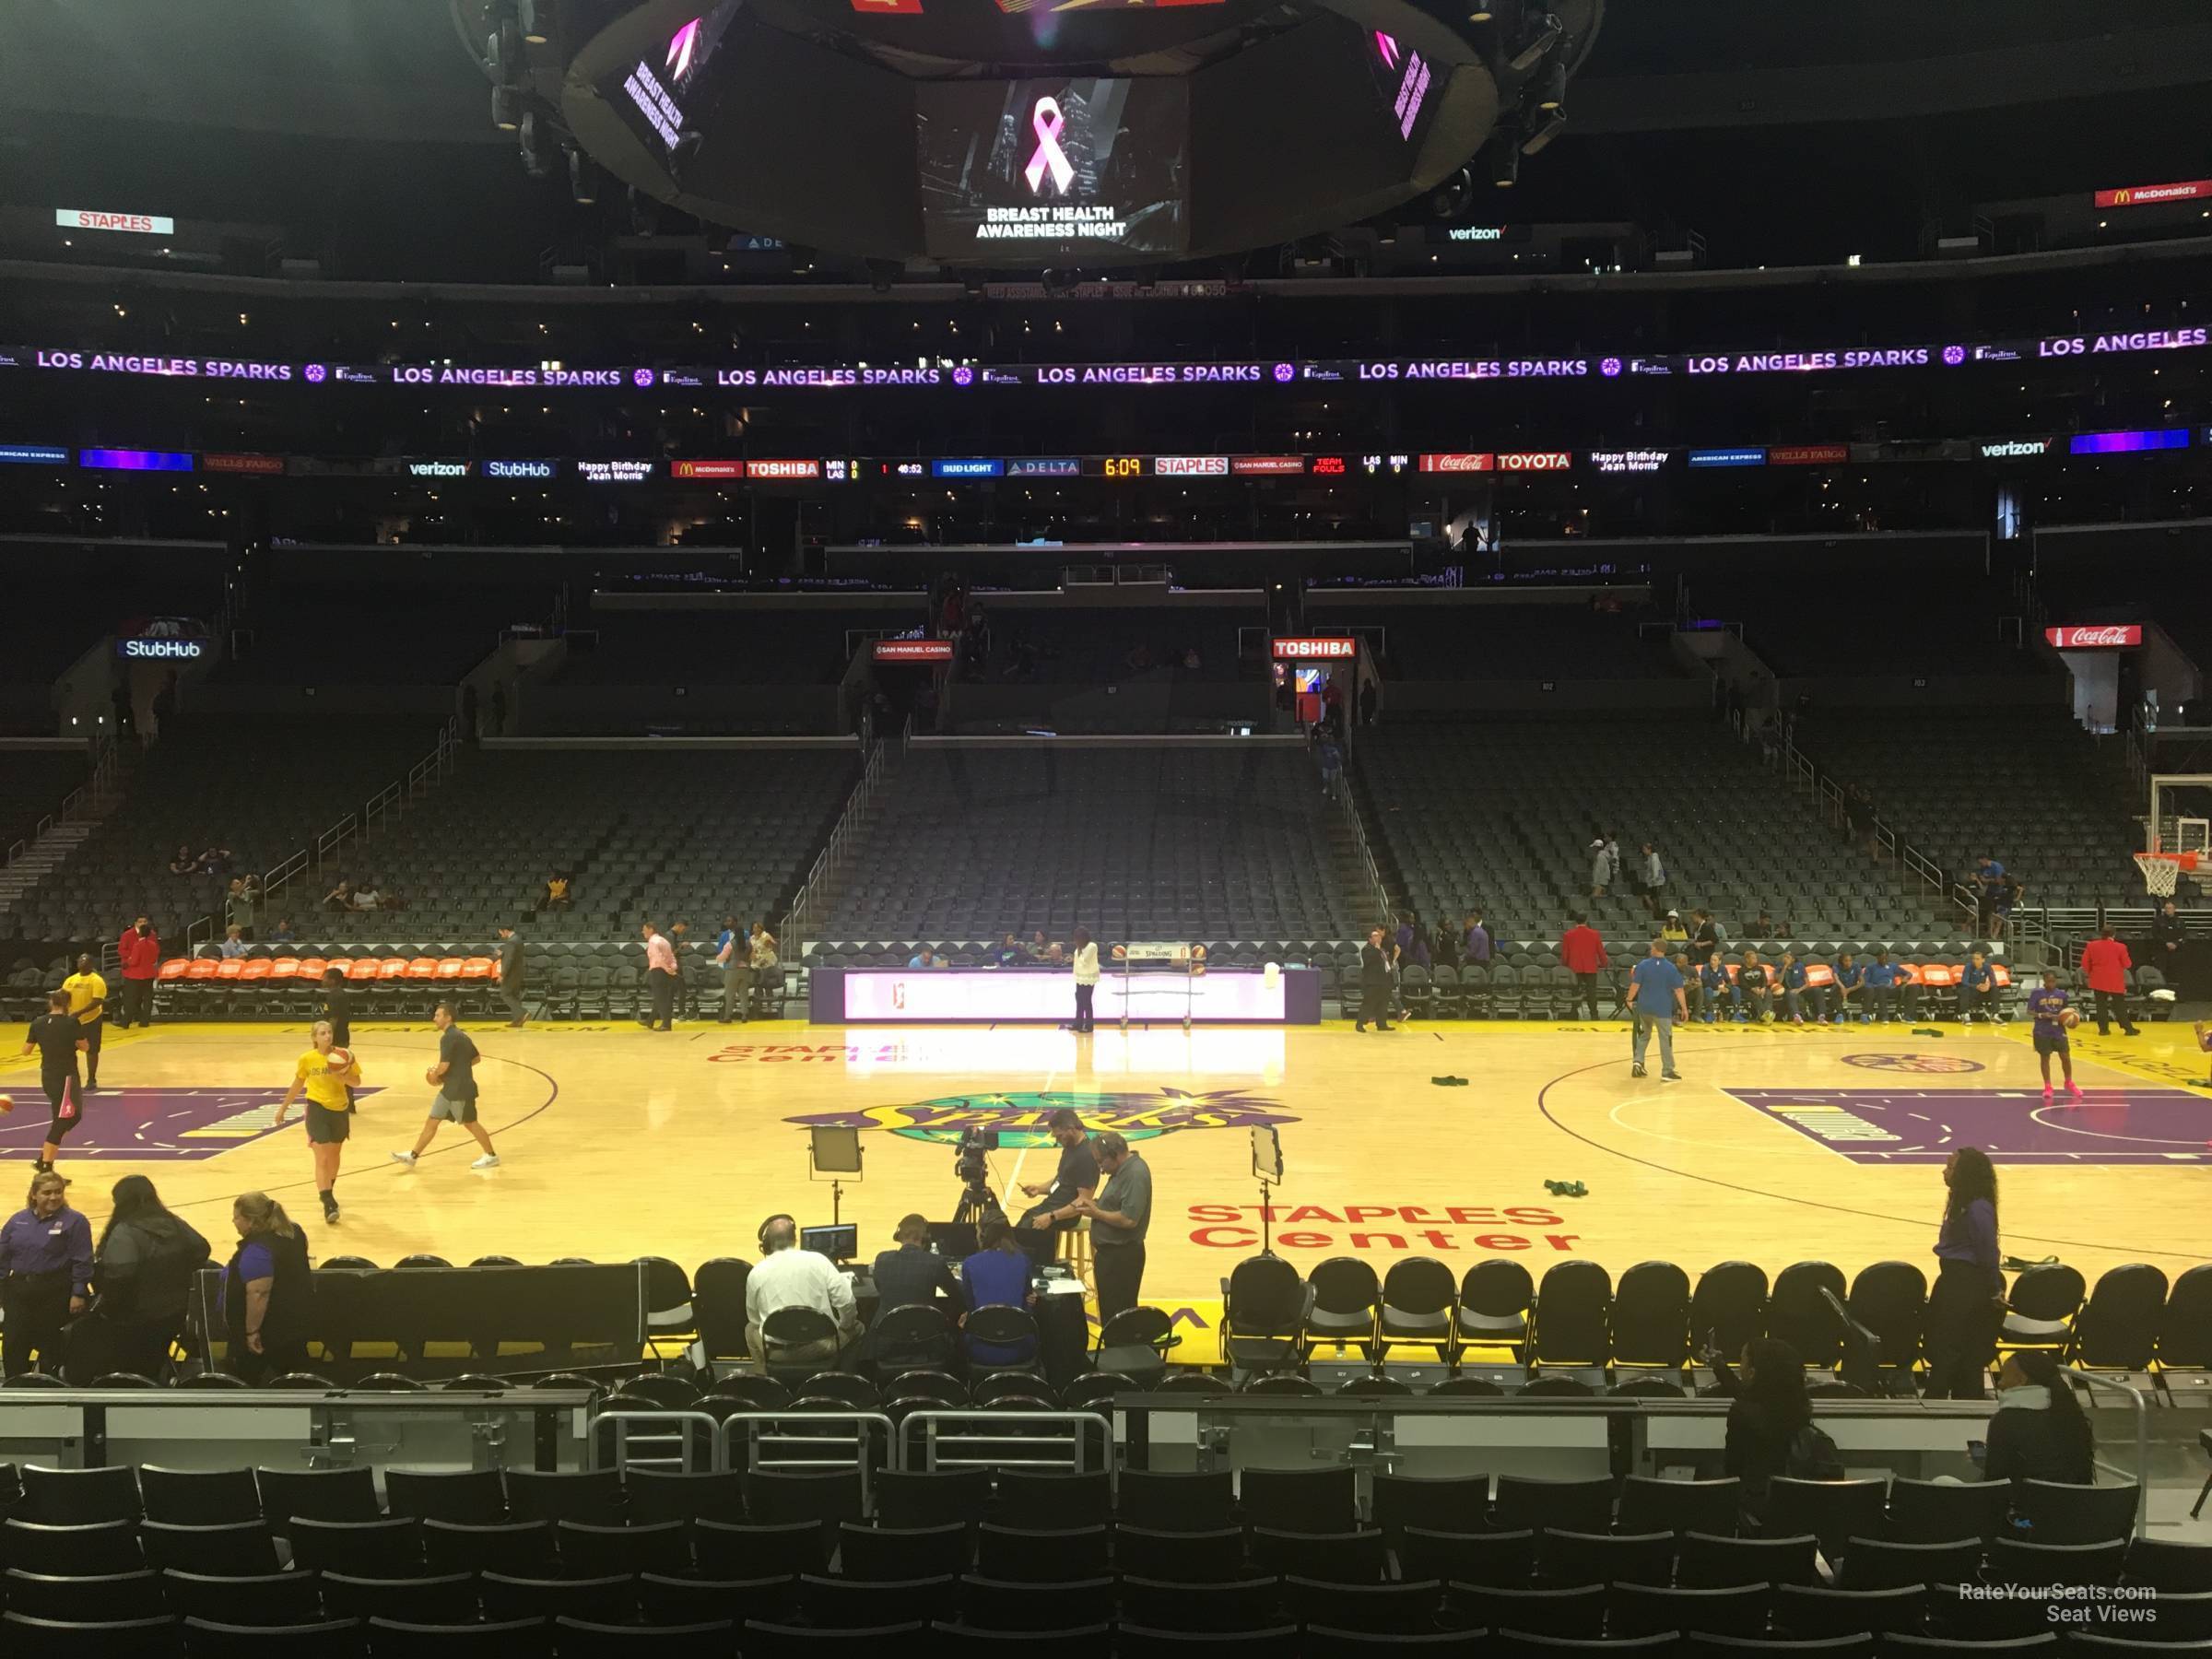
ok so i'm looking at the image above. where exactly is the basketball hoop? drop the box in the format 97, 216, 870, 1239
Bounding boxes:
2135, 849, 2200, 897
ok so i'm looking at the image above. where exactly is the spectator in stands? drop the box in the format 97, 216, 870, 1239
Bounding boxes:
748, 922, 778, 1001
1075, 1129, 1152, 1319
1830, 950, 1864, 1023
997, 933, 1032, 968
908, 947, 946, 970
226, 877, 256, 941
1983, 1350, 2095, 1484
1603, 833, 1624, 891
541, 870, 574, 912
0, 1171, 91, 1378
865, 1212, 961, 1371
320, 968, 352, 1048
1637, 842, 1668, 917
1971, 855, 2007, 933
223, 1192, 313, 1384
115, 915, 159, 1030
1750, 909, 1783, 942
1959, 950, 2000, 1024
641, 921, 679, 1031
2080, 924, 2139, 1037
1358, 679, 1377, 726
169, 845, 198, 877
1863, 950, 1901, 1022
1318, 731, 1344, 800
61, 953, 107, 1090
321, 878, 353, 912
1709, 1335, 1817, 1520
195, 845, 234, 876
1698, 949, 1740, 1024
1777, 951, 1819, 1027
1462, 911, 1492, 966
1070, 929, 1099, 1033
1560, 914, 1608, 1019
1017, 1107, 1098, 1260
93, 1174, 209, 1381
1926, 1147, 2005, 1399
1030, 929, 1060, 964
1691, 910, 1724, 954
1660, 910, 1689, 945
1356, 926, 1395, 1032
1737, 948, 1775, 1023
1587, 838, 1611, 900
349, 881, 382, 912
747, 1213, 858, 1367
1430, 918, 1460, 971
268, 917, 296, 944
1626, 939, 1687, 1082
1673, 951, 1701, 1020
960, 1218, 1039, 1367
218, 924, 249, 960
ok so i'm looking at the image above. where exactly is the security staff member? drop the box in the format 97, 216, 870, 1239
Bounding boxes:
1015, 1107, 1097, 1265
1074, 1130, 1152, 1321
0, 1171, 93, 1378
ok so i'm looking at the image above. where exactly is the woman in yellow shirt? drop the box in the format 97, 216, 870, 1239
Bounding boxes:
275, 1021, 359, 1226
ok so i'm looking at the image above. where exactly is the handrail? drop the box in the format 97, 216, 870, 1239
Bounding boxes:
905, 1410, 1113, 1474
2067, 1371, 2150, 1538
362, 782, 403, 840
720, 1411, 893, 1503
1334, 748, 1395, 928
787, 736, 888, 955
588, 1409, 723, 1475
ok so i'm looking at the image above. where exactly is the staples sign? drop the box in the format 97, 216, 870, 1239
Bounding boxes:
2044, 625, 2142, 649
1272, 638, 1358, 660
56, 208, 175, 236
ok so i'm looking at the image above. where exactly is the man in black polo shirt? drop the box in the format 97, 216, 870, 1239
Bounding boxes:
1015, 1107, 1097, 1265
865, 1212, 964, 1371
389, 1001, 500, 1171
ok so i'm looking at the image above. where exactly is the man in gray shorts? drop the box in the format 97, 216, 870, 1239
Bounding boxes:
389, 1001, 500, 1171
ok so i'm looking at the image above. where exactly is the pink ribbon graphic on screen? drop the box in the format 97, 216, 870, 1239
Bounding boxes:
1025, 97, 1075, 195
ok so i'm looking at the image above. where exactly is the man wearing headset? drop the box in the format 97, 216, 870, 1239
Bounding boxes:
743, 1213, 859, 1367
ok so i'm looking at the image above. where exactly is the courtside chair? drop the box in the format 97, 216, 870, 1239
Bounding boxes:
1220, 1255, 1313, 1376
1457, 1260, 1535, 1367
2000, 1264, 2087, 1355
1529, 1261, 1612, 1376
2159, 1266, 2212, 1370
1845, 1262, 1928, 1379
2072, 1264, 2168, 1370
1766, 1262, 1849, 1367
1610, 1261, 1692, 1371
1304, 1257, 1384, 1366
1377, 1257, 1462, 1370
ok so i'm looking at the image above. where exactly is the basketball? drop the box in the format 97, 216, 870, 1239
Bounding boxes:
426, 1066, 441, 1087
2060, 1009, 2080, 1030
326, 1047, 354, 1072
0, 1094, 12, 1114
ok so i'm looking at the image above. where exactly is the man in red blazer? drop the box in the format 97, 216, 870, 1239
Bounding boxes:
2078, 924, 2139, 1037
1560, 913, 1610, 1021
115, 915, 160, 1029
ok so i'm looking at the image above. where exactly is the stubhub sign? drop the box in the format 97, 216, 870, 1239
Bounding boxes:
484, 458, 555, 481
118, 638, 207, 660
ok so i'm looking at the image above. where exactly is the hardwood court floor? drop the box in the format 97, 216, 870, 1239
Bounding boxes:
3, 1014, 2206, 1320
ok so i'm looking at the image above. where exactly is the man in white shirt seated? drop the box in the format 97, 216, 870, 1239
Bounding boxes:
745, 1213, 860, 1366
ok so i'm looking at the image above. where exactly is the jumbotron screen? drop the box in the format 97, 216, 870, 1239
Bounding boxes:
917, 78, 1190, 258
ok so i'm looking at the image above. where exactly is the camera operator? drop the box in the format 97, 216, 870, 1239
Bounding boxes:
1016, 1107, 1097, 1265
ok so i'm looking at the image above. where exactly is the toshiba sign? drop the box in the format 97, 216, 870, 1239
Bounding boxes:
2044, 625, 2143, 649
1272, 638, 1358, 660
56, 208, 176, 236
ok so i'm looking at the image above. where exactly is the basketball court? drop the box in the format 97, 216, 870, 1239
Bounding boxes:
5, 1014, 2206, 1339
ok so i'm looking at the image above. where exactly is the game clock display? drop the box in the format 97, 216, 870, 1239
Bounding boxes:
917, 78, 1190, 258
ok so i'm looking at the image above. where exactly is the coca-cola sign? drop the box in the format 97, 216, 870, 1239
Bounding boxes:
2044, 625, 2143, 649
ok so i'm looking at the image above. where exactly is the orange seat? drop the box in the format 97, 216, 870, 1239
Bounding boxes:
239, 959, 275, 982
348, 958, 382, 982
184, 959, 218, 981
404, 957, 441, 980
459, 957, 495, 981
269, 958, 301, 981
1896, 962, 1927, 986
432, 957, 466, 981
1803, 964, 1836, 987
378, 958, 413, 981
159, 959, 193, 981
1991, 963, 2015, 987
1917, 963, 1958, 988
214, 959, 246, 981
297, 958, 328, 979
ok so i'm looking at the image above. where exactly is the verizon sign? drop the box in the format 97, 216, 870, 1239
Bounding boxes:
2044, 625, 2143, 649
56, 208, 175, 236
1272, 637, 1358, 660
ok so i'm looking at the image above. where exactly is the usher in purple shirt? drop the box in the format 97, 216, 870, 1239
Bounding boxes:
1935, 1197, 2001, 1294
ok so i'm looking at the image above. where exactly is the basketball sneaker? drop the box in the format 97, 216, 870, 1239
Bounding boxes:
472, 1154, 500, 1170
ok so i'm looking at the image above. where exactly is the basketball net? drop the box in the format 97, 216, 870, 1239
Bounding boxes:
2135, 849, 2199, 897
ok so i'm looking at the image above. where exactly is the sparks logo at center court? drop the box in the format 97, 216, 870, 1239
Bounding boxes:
786, 1087, 1296, 1147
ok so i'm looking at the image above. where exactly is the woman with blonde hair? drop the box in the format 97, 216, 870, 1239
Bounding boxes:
223, 1192, 314, 1383
276, 1019, 359, 1226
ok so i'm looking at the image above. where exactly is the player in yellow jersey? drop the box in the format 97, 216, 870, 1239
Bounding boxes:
58, 953, 107, 1091
275, 1021, 360, 1225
